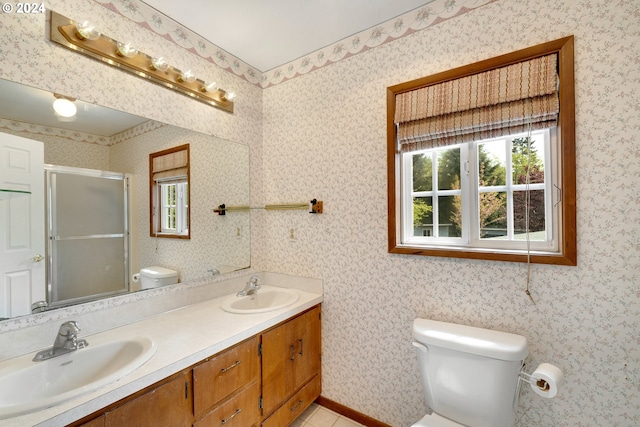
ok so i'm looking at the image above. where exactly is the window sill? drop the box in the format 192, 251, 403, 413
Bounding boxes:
389, 244, 576, 266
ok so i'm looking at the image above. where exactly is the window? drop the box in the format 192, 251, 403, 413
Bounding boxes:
404, 129, 556, 250
387, 37, 576, 265
159, 181, 189, 234
149, 144, 190, 239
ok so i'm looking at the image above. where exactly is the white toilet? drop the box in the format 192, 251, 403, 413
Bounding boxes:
412, 318, 528, 427
133, 266, 179, 290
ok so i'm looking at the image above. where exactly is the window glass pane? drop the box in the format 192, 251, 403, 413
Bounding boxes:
164, 207, 174, 230
438, 196, 462, 237
512, 136, 545, 184
479, 191, 507, 238
513, 189, 546, 240
437, 147, 460, 190
478, 141, 506, 186
412, 153, 432, 192
412, 196, 433, 236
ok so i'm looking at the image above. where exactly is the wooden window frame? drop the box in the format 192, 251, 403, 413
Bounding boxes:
149, 144, 191, 240
387, 36, 576, 265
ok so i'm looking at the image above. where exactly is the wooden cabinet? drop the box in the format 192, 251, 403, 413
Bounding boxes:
261, 306, 322, 425
104, 371, 192, 427
193, 336, 260, 427
70, 304, 321, 427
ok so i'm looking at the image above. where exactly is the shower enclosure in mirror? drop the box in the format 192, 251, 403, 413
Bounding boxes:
46, 166, 130, 308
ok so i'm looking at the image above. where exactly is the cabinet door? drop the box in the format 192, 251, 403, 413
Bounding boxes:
261, 375, 321, 427
262, 306, 321, 416
105, 372, 192, 427
291, 307, 321, 388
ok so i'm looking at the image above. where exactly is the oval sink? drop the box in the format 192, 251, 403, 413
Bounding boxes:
221, 286, 300, 314
0, 336, 156, 419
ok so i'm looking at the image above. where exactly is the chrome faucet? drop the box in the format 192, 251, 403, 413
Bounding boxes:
33, 321, 89, 361
236, 275, 261, 297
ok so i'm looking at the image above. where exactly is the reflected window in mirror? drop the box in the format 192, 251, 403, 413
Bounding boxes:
149, 144, 190, 239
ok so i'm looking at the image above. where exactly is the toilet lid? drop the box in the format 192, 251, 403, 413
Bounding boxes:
412, 413, 464, 427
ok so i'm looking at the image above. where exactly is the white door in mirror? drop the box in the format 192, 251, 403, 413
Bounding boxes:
0, 134, 45, 318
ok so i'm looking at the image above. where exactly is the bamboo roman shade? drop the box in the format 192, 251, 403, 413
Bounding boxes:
395, 54, 559, 152
151, 146, 189, 182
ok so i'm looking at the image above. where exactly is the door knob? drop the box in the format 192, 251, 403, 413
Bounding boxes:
31, 254, 44, 262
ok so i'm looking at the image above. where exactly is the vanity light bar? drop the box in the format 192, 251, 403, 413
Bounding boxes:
48, 11, 234, 113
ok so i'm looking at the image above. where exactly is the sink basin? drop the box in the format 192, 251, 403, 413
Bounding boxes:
221, 286, 300, 314
0, 336, 156, 419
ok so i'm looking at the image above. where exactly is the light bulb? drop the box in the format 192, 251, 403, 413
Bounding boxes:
151, 57, 169, 71
202, 81, 218, 92
224, 91, 236, 101
75, 21, 100, 40
116, 42, 138, 58
53, 98, 77, 118
178, 70, 196, 83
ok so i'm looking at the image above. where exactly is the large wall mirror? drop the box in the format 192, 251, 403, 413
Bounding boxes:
0, 78, 250, 321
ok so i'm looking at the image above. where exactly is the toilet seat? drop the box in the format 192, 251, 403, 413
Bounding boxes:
412, 413, 464, 427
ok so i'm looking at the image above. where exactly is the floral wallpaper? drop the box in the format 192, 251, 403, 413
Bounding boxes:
256, 0, 640, 426
109, 124, 251, 282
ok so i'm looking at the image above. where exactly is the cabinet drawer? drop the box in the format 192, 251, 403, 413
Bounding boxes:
194, 381, 260, 427
194, 336, 259, 415
261, 374, 321, 427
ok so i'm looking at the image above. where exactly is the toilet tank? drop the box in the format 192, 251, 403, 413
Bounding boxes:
139, 266, 178, 290
413, 319, 528, 427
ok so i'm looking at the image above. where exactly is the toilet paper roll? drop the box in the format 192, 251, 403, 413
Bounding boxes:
531, 363, 564, 398
132, 273, 140, 283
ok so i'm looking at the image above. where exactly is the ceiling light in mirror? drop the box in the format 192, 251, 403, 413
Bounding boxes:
52, 95, 77, 118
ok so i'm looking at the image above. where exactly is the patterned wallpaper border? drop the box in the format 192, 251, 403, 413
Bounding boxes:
0, 117, 165, 146
95, 0, 497, 88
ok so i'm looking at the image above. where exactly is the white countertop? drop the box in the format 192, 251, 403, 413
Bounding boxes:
1, 273, 323, 427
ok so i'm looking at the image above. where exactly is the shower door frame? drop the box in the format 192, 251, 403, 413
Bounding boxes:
45, 165, 131, 308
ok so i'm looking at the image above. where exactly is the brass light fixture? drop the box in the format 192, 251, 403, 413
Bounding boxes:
49, 11, 234, 113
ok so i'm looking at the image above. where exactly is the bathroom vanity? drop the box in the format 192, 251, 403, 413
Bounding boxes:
0, 273, 323, 427
71, 306, 321, 427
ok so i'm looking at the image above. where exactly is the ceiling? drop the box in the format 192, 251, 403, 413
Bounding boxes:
140, 0, 434, 72
0, 79, 148, 137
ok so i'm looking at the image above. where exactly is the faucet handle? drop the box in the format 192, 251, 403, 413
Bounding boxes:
60, 320, 80, 335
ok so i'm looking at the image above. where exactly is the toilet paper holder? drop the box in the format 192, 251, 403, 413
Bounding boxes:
518, 362, 563, 398
519, 371, 550, 391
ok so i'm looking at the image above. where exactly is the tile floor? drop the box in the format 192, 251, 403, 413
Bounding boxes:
291, 403, 366, 427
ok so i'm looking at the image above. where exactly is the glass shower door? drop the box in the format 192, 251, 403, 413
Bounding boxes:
47, 167, 129, 306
